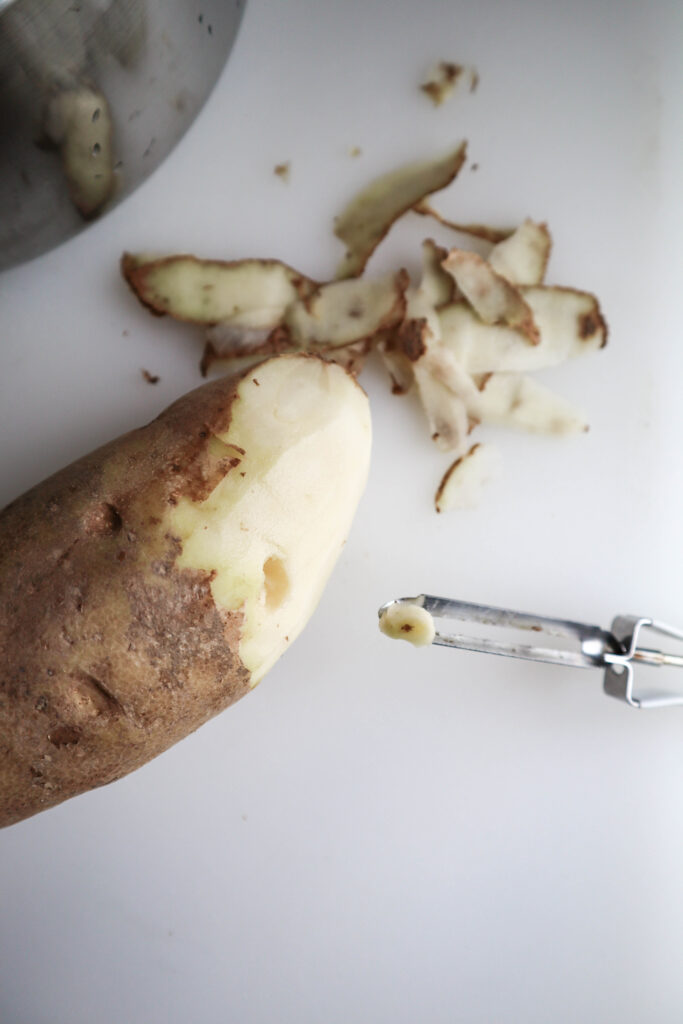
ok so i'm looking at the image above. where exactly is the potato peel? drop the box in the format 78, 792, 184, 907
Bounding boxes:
379, 306, 471, 449
392, 287, 483, 452
442, 249, 540, 344
122, 146, 607, 513
330, 341, 373, 376
526, 286, 608, 355
477, 373, 589, 435
334, 142, 467, 278
122, 254, 315, 326
377, 341, 415, 395
488, 220, 552, 286
199, 330, 296, 377
376, 253, 449, 396
204, 322, 281, 360
434, 443, 500, 513
414, 202, 513, 244
200, 273, 407, 376
418, 239, 459, 307
414, 362, 472, 454
439, 287, 607, 373
201, 338, 371, 380
284, 270, 409, 350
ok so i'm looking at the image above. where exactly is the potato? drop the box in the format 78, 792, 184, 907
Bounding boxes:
0, 355, 371, 828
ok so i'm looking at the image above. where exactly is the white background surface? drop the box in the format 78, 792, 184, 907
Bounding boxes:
2, 1, 683, 1021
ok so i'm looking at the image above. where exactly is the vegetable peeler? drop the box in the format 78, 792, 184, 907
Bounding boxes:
378, 595, 683, 709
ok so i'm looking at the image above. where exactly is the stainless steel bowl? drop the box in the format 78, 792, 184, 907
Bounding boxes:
0, 0, 246, 270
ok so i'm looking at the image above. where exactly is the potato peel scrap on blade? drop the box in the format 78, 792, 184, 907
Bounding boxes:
122, 141, 608, 512
379, 602, 436, 646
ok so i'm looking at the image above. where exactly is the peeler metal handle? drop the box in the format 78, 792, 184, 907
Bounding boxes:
378, 596, 683, 709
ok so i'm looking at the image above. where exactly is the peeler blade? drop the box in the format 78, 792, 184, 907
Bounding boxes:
378, 596, 683, 709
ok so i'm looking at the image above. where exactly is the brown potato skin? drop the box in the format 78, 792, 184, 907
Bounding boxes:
0, 373, 254, 829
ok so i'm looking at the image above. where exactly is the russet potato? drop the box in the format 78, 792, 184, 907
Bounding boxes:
0, 355, 371, 828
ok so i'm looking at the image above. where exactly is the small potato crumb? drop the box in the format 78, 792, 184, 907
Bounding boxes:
379, 602, 435, 647
420, 62, 479, 107
349, 146, 362, 158
274, 162, 291, 182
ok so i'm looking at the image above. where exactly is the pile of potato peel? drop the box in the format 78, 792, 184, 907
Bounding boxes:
122, 140, 607, 512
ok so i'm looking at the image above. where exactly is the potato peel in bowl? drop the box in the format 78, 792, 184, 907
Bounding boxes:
122, 143, 608, 512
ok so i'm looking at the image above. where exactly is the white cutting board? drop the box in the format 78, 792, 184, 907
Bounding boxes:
2, 1, 683, 1022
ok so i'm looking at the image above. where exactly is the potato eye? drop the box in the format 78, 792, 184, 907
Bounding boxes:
262, 556, 289, 610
